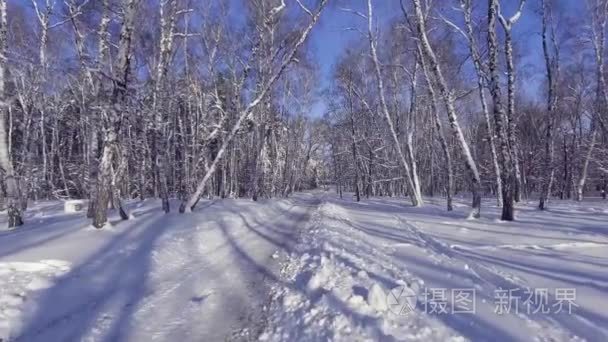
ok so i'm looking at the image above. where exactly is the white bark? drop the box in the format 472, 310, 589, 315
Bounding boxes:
180, 0, 330, 213
539, 0, 559, 210
589, 0, 608, 130
153, 0, 180, 213
0, 0, 23, 228
415, 43, 453, 211
410, 0, 481, 217
576, 129, 596, 201
93, 0, 139, 228
86, 0, 111, 219
498, 0, 526, 202
488, 0, 516, 220
367, 0, 423, 207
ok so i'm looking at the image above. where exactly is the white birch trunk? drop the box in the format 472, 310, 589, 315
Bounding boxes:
93, 0, 139, 228
457, 0, 503, 206
416, 44, 453, 211
576, 128, 596, 201
488, 0, 516, 220
538, 0, 559, 210
497, 0, 526, 202
0, 0, 23, 228
180, 0, 330, 213
152, 0, 179, 213
411, 0, 481, 216
367, 0, 422, 207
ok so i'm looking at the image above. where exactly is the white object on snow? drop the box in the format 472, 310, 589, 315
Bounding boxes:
64, 200, 85, 213
367, 283, 387, 312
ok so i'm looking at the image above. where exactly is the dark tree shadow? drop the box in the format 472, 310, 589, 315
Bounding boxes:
13, 211, 171, 342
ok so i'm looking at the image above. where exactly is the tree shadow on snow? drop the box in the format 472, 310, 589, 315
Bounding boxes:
13, 212, 171, 342
332, 195, 608, 341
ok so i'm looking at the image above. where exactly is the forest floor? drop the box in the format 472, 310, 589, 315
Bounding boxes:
1, 191, 607, 341
0, 193, 320, 341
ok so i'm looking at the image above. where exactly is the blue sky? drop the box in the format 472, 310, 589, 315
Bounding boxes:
308, 0, 400, 116
306, 0, 587, 117
310, 0, 400, 88
13, 0, 587, 118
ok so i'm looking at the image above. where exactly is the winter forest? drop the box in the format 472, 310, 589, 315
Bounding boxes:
1, 0, 608, 341
0, 0, 607, 226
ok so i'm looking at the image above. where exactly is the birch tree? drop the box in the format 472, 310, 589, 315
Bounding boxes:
498, 0, 526, 202
459, 0, 503, 206
576, 0, 608, 200
0, 0, 23, 228
409, 0, 482, 217
538, 0, 560, 210
488, 0, 516, 220
367, 0, 423, 207
589, 0, 608, 132
179, 0, 330, 213
418, 49, 453, 211
93, 0, 140, 228
152, 0, 187, 213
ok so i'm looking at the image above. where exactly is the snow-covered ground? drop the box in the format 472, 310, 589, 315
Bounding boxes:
1, 192, 607, 341
261, 194, 608, 341
0, 194, 319, 341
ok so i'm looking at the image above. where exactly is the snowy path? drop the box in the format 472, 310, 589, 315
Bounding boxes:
2, 193, 608, 341
0, 193, 320, 341
262, 194, 608, 341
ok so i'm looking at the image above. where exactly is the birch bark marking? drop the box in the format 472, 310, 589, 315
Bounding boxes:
416, 45, 454, 211
498, 0, 526, 202
458, 0, 503, 206
180, 0, 330, 213
0, 0, 23, 227
93, 0, 140, 228
367, 0, 422, 207
488, 0, 516, 220
539, 0, 559, 210
410, 0, 482, 217
152, 0, 179, 213
87, 0, 112, 218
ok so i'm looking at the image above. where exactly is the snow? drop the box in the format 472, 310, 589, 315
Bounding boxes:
0, 194, 319, 341
0, 259, 71, 338
368, 283, 388, 312
1, 192, 608, 341
64, 200, 85, 213
261, 194, 608, 341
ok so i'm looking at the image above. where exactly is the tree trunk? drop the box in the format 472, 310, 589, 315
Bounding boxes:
418, 49, 453, 211
576, 128, 596, 201
0, 0, 23, 228
538, 0, 559, 211
349, 111, 361, 202
499, 14, 525, 203
459, 0, 503, 206
92, 0, 139, 228
410, 0, 481, 216
180, 0, 329, 213
368, 0, 422, 207
488, 0, 516, 220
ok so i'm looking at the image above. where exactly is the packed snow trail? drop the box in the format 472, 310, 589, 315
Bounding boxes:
3, 193, 608, 341
0, 193, 321, 341
262, 193, 608, 341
